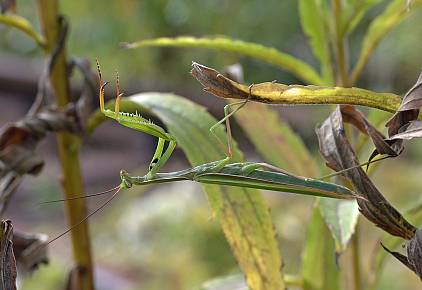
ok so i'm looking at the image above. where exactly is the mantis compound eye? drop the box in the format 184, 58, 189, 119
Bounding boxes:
119, 169, 133, 189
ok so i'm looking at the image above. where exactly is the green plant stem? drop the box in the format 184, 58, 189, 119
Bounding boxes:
352, 224, 362, 290
0, 14, 46, 46
36, 2, 94, 290
331, 2, 362, 287
332, 0, 348, 86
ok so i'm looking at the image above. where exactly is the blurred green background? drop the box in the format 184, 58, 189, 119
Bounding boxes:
1, 1, 422, 290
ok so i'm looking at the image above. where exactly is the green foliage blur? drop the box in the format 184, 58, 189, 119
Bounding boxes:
2, 1, 422, 290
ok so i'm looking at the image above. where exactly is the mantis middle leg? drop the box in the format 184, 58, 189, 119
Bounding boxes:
209, 85, 253, 171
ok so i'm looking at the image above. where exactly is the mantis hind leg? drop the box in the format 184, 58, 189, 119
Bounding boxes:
209, 85, 253, 172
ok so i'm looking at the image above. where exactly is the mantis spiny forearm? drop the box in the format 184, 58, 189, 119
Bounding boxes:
96, 60, 177, 180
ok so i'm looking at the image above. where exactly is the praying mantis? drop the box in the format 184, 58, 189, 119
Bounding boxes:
94, 61, 356, 199
45, 61, 359, 244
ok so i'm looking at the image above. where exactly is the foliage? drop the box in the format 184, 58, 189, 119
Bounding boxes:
122, 0, 422, 289
1, 1, 422, 290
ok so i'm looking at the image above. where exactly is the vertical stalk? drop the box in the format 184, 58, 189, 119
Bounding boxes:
352, 224, 362, 290
36, 1, 94, 290
331, 1, 361, 289
332, 0, 348, 86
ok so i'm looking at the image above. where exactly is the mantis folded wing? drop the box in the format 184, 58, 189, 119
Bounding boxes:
119, 161, 356, 199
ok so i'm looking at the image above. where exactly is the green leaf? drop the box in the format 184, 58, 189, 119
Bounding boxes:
351, 0, 422, 84
123, 36, 324, 85
320, 198, 359, 252
0, 14, 45, 46
298, 0, 333, 84
88, 93, 285, 290
302, 204, 341, 290
342, 0, 381, 35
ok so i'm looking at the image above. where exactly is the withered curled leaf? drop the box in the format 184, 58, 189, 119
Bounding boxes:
382, 228, 422, 281
407, 228, 422, 279
0, 220, 17, 290
341, 105, 401, 158
386, 71, 422, 137
390, 120, 422, 140
13, 231, 48, 274
316, 106, 416, 240
0, 106, 81, 216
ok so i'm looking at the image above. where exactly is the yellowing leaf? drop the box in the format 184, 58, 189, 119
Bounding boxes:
191, 62, 401, 113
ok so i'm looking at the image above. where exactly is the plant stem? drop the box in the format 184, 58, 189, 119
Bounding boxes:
332, 0, 348, 86
352, 224, 362, 290
36, 1, 94, 290
284, 274, 304, 288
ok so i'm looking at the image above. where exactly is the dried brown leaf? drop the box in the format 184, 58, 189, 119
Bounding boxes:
382, 228, 422, 281
390, 120, 422, 140
380, 243, 414, 271
341, 105, 400, 157
0, 106, 81, 216
0, 220, 16, 290
407, 228, 422, 279
13, 231, 48, 274
386, 71, 422, 136
316, 106, 416, 239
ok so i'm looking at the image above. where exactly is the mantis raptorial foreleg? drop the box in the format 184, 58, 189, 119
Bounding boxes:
146, 137, 177, 180
96, 60, 177, 180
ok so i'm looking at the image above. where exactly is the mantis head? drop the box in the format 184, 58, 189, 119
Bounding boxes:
120, 169, 133, 189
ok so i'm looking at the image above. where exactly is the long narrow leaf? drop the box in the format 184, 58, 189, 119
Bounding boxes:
191, 62, 401, 113
302, 205, 341, 290
0, 14, 45, 46
123, 36, 324, 85
299, 0, 333, 83
342, 0, 382, 36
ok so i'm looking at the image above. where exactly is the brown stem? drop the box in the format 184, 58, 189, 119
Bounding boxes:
36, 1, 94, 290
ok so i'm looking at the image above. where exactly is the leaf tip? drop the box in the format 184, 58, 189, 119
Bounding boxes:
119, 42, 133, 49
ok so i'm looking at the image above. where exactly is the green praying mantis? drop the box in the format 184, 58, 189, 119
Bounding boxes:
94, 61, 356, 199
45, 61, 361, 244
